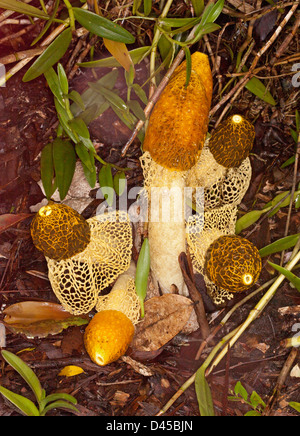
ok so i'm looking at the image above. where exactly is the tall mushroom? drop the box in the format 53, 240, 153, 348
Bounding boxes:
141, 52, 213, 295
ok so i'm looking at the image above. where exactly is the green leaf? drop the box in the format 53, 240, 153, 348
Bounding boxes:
44, 67, 64, 107
135, 238, 150, 318
191, 0, 205, 16
39, 393, 77, 412
78, 46, 150, 68
132, 83, 148, 105
0, 386, 40, 416
54, 98, 78, 143
143, 0, 152, 16
0, 0, 49, 19
245, 75, 276, 106
235, 207, 272, 234
259, 234, 300, 257
250, 391, 266, 409
281, 154, 295, 169
81, 159, 97, 189
244, 410, 262, 416
68, 90, 85, 111
23, 28, 72, 82
289, 402, 300, 413
31, 0, 59, 46
1, 350, 43, 404
159, 17, 200, 28
40, 142, 55, 200
89, 83, 128, 111
128, 100, 146, 121
265, 190, 300, 217
75, 142, 95, 173
113, 171, 126, 196
57, 63, 69, 95
184, 46, 192, 88
234, 381, 248, 402
40, 400, 78, 416
99, 164, 114, 206
195, 367, 215, 416
72, 8, 135, 44
52, 138, 76, 200
268, 261, 300, 292
201, 0, 224, 25
68, 117, 90, 139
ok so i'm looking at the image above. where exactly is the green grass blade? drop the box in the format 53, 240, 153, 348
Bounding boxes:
268, 261, 300, 292
23, 28, 72, 82
195, 367, 215, 416
135, 238, 150, 318
78, 46, 150, 68
40, 400, 78, 416
245, 75, 276, 106
99, 165, 114, 206
259, 234, 300, 257
235, 207, 272, 234
40, 142, 55, 200
73, 8, 135, 44
0, 0, 49, 19
52, 138, 76, 200
0, 386, 40, 416
1, 350, 43, 404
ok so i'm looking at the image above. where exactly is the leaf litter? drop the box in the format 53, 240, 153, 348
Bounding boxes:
0, 0, 299, 417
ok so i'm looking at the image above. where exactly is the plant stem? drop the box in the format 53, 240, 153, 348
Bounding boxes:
62, 0, 75, 31
149, 0, 174, 95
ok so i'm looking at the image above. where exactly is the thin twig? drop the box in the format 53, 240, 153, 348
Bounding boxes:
280, 131, 300, 265
211, 2, 299, 126
263, 347, 299, 416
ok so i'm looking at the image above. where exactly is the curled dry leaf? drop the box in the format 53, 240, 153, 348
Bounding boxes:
2, 301, 88, 339
131, 294, 193, 352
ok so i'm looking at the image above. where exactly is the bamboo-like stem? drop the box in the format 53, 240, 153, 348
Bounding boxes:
156, 326, 240, 416
149, 0, 174, 97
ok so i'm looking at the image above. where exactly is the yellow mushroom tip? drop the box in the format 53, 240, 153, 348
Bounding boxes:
242, 273, 254, 286
38, 205, 53, 217
232, 115, 243, 124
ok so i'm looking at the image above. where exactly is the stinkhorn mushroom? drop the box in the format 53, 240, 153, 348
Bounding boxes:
84, 263, 141, 366
84, 309, 135, 366
186, 115, 261, 304
141, 51, 213, 295
30, 203, 133, 314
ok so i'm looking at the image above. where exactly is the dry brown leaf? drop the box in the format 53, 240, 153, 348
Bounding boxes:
131, 294, 193, 352
2, 301, 88, 338
103, 39, 134, 72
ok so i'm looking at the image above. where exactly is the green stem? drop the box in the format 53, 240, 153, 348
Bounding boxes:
149, 0, 174, 90
62, 0, 75, 31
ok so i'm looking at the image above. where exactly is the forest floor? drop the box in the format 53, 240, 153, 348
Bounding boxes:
0, 0, 299, 417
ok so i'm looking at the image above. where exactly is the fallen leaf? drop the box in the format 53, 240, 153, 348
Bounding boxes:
290, 364, 300, 378
131, 294, 193, 352
3, 301, 88, 338
0, 213, 31, 234
103, 38, 134, 72
58, 365, 85, 377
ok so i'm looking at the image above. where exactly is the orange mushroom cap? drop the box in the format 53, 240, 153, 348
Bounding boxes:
143, 52, 213, 171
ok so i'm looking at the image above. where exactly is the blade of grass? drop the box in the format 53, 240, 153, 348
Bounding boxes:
23, 28, 72, 81
135, 238, 150, 318
1, 350, 43, 403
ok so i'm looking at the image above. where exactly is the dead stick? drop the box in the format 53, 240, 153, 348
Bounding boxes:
263, 347, 299, 416
211, 2, 299, 125
178, 252, 210, 340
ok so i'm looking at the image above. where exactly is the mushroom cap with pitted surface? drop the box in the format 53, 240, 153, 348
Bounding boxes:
204, 235, 262, 293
